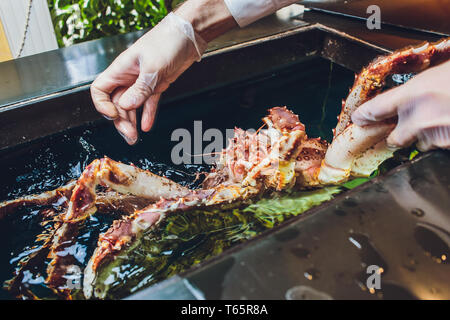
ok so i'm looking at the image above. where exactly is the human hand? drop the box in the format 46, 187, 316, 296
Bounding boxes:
352, 60, 450, 151
90, 12, 207, 144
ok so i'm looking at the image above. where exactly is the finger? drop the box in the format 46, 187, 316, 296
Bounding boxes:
416, 138, 435, 152
386, 125, 418, 149
416, 126, 450, 152
90, 85, 119, 120
111, 86, 128, 106
128, 109, 137, 130
387, 92, 450, 149
113, 87, 137, 131
118, 72, 159, 110
114, 117, 138, 145
111, 87, 138, 145
386, 104, 420, 148
91, 50, 141, 119
141, 94, 161, 132
351, 85, 410, 126
91, 68, 131, 120
387, 117, 417, 149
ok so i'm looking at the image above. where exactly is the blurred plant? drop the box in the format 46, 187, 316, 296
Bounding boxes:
47, 0, 169, 47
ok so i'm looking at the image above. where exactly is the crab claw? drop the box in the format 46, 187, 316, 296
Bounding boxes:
318, 122, 396, 184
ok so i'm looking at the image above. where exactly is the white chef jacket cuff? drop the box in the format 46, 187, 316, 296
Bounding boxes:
224, 0, 296, 27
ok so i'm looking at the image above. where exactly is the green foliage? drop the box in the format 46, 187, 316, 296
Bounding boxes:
243, 187, 342, 228
341, 177, 371, 190
341, 169, 379, 190
409, 149, 419, 160
47, 0, 168, 47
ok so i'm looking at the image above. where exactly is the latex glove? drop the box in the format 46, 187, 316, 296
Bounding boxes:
224, 0, 298, 27
91, 12, 207, 144
352, 60, 450, 152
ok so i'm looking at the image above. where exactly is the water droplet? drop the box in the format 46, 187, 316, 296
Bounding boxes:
410, 208, 425, 217
304, 268, 320, 280
402, 257, 418, 272
285, 285, 332, 300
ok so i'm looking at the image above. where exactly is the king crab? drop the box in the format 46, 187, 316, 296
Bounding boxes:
1, 37, 449, 299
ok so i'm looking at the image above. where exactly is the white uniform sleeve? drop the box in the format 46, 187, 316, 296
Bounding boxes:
223, 0, 299, 27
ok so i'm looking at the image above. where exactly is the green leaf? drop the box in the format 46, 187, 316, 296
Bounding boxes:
409, 149, 419, 160
341, 177, 370, 190
243, 187, 342, 228
48, 0, 169, 47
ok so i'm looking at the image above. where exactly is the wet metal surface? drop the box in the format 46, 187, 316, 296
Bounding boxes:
302, 0, 450, 35
297, 10, 445, 51
129, 151, 450, 300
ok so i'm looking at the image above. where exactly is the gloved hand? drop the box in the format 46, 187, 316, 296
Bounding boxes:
91, 12, 207, 144
352, 60, 450, 151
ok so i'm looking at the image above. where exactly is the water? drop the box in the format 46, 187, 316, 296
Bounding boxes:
0, 57, 359, 299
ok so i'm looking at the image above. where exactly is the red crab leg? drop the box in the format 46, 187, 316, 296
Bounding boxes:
335, 37, 450, 137
47, 158, 189, 291
318, 122, 396, 184
0, 181, 76, 220
316, 38, 450, 185
65, 157, 190, 222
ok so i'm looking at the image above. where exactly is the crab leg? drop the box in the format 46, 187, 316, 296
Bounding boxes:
46, 221, 84, 291
42, 192, 154, 292
64, 157, 190, 222
46, 158, 190, 291
317, 38, 450, 185
350, 139, 396, 177
0, 183, 155, 222
0, 181, 76, 220
83, 188, 216, 299
335, 37, 450, 136
95, 192, 156, 216
318, 122, 396, 184
294, 138, 328, 187
2, 184, 155, 297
